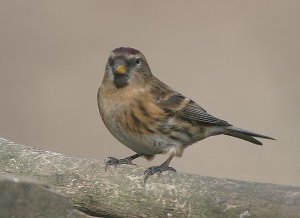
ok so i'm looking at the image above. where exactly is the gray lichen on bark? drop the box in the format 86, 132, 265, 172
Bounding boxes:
0, 137, 300, 218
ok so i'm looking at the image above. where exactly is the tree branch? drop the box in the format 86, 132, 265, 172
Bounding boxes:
0, 137, 299, 217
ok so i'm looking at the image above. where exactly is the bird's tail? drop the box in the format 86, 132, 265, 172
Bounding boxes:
223, 126, 275, 145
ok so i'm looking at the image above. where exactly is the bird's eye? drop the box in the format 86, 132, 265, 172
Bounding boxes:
135, 58, 141, 65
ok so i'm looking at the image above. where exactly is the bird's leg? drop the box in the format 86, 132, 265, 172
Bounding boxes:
144, 154, 176, 182
104, 153, 141, 171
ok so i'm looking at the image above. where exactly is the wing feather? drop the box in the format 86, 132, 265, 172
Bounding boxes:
151, 79, 230, 126
176, 97, 229, 125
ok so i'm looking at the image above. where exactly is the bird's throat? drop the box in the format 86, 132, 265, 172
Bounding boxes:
113, 74, 129, 88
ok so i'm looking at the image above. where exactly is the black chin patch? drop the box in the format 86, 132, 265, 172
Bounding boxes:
113, 74, 129, 88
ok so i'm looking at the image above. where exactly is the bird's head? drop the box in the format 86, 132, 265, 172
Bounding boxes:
104, 47, 152, 89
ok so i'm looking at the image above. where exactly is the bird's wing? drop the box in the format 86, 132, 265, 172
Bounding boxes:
160, 94, 230, 126
151, 79, 230, 126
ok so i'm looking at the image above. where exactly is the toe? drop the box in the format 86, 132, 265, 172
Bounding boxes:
119, 157, 133, 165
144, 166, 154, 175
143, 165, 176, 182
167, 167, 176, 172
104, 157, 119, 171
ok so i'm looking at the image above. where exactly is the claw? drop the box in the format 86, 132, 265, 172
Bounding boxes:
104, 156, 135, 171
144, 164, 176, 183
104, 157, 118, 171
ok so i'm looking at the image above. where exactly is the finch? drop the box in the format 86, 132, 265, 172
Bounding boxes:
97, 47, 274, 181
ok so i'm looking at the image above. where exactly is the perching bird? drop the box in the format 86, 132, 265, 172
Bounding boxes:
98, 47, 274, 181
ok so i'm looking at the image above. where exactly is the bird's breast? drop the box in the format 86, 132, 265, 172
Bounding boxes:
98, 84, 168, 154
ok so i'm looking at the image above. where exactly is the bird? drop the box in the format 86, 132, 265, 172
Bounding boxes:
97, 47, 274, 181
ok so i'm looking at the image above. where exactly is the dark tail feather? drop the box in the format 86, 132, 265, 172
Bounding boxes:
223, 126, 275, 145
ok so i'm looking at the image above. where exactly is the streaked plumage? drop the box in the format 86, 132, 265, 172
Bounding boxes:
98, 47, 274, 181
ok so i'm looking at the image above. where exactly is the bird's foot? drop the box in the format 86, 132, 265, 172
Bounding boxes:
144, 164, 176, 182
104, 157, 135, 171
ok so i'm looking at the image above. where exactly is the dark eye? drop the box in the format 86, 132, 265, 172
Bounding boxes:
135, 58, 141, 65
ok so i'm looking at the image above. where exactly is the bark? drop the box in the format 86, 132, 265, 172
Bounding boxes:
0, 174, 92, 218
0, 137, 299, 218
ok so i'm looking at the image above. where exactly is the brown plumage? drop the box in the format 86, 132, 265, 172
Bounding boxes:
98, 47, 275, 181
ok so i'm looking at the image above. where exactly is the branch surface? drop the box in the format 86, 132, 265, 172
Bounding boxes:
0, 137, 299, 217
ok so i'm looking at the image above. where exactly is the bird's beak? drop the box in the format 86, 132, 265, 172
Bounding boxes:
115, 65, 127, 75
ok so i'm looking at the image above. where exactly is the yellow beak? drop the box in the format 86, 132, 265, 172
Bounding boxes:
115, 65, 127, 75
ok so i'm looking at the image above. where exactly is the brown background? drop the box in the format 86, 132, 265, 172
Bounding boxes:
0, 1, 299, 186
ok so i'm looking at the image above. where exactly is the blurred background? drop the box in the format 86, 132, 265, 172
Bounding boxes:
0, 1, 299, 186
